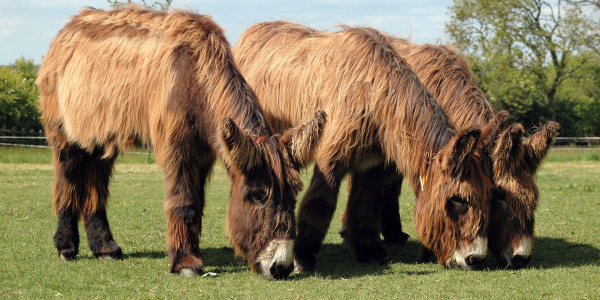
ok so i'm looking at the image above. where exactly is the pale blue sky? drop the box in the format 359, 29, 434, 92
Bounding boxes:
0, 0, 454, 65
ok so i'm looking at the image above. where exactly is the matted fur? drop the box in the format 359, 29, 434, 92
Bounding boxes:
341, 38, 559, 268
233, 21, 494, 270
37, 6, 325, 279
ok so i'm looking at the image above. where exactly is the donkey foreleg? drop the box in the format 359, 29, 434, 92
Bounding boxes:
84, 209, 123, 260
294, 157, 346, 272
54, 209, 80, 261
162, 145, 213, 277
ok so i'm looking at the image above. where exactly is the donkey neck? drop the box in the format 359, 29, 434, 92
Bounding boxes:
375, 69, 456, 191
398, 43, 495, 131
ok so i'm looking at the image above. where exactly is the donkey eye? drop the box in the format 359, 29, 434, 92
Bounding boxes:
449, 195, 467, 206
446, 195, 468, 218
249, 188, 268, 205
492, 188, 507, 202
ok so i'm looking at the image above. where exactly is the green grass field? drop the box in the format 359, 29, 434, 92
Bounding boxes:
1, 146, 599, 299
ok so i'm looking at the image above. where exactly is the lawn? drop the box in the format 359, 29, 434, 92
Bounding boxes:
1, 146, 599, 299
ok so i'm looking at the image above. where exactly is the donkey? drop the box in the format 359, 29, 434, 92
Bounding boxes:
36, 6, 326, 280
233, 22, 504, 271
340, 39, 559, 269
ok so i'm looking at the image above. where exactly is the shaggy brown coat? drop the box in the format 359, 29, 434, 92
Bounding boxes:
36, 6, 325, 280
233, 21, 500, 270
341, 38, 559, 268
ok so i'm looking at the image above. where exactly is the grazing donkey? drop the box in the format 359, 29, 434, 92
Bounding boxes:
233, 22, 504, 271
341, 39, 559, 269
36, 6, 326, 280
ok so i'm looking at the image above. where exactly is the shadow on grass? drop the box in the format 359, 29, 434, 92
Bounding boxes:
291, 240, 437, 280
526, 236, 599, 268
122, 241, 433, 278
125, 251, 165, 259
481, 236, 600, 270
107, 236, 599, 277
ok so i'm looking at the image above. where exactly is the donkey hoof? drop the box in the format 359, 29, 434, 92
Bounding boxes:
59, 253, 75, 262
293, 254, 316, 273
178, 268, 197, 278
98, 254, 117, 261
59, 249, 78, 261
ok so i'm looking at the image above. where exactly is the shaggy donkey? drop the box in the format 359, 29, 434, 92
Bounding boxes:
36, 6, 326, 280
233, 22, 505, 271
341, 39, 559, 269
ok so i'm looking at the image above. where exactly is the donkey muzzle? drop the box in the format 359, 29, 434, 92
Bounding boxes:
257, 239, 294, 280
447, 236, 488, 270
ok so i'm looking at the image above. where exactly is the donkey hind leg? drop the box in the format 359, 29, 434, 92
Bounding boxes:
294, 156, 346, 272
52, 144, 120, 261
80, 147, 121, 260
342, 164, 386, 264
339, 164, 408, 247
162, 140, 215, 277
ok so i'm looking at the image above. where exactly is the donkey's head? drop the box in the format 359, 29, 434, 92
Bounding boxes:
414, 124, 498, 270
489, 121, 559, 269
220, 111, 326, 280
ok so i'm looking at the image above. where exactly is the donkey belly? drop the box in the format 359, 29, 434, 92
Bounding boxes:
350, 152, 385, 173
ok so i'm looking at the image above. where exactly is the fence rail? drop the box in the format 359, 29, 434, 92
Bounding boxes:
0, 128, 153, 157
0, 127, 46, 146
2, 127, 599, 149
553, 137, 600, 147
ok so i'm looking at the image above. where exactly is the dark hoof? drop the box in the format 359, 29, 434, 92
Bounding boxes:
170, 254, 204, 276
384, 231, 409, 246
98, 254, 118, 261
93, 242, 123, 261
59, 248, 78, 261
293, 253, 316, 273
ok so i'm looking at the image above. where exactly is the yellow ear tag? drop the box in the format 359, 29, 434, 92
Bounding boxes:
419, 175, 428, 191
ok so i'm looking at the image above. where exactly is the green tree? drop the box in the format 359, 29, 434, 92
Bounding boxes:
0, 57, 41, 130
553, 51, 600, 135
446, 0, 600, 130
107, 0, 172, 10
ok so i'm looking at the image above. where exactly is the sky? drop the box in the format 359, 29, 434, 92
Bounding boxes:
0, 0, 454, 65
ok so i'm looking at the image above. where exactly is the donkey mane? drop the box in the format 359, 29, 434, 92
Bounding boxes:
392, 39, 495, 130
38, 5, 271, 162
235, 21, 459, 182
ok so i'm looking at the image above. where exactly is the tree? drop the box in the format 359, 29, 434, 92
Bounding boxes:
446, 0, 600, 129
0, 57, 41, 130
566, 0, 600, 10
107, 0, 172, 10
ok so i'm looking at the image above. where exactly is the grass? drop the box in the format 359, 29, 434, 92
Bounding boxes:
1, 146, 599, 299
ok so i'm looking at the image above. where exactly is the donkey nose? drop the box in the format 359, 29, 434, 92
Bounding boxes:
465, 255, 485, 270
269, 262, 293, 280
509, 255, 531, 269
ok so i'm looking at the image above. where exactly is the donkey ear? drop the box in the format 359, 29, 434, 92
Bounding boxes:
280, 110, 327, 170
442, 128, 481, 178
523, 121, 560, 172
219, 118, 263, 172
493, 123, 524, 174
480, 110, 509, 153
